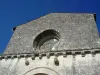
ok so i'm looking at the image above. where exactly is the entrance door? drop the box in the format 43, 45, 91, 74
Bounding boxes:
24, 67, 59, 75
34, 73, 48, 75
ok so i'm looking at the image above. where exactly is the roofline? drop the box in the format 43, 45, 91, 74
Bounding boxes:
12, 13, 96, 32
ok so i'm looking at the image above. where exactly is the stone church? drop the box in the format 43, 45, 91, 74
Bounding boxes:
0, 13, 100, 75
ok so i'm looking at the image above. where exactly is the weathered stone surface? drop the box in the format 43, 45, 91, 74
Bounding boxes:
0, 54, 100, 75
1, 13, 100, 75
4, 13, 100, 54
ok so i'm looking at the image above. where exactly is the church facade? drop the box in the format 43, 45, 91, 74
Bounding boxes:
0, 13, 100, 75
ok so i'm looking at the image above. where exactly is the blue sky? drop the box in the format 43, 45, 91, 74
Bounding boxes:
0, 0, 100, 53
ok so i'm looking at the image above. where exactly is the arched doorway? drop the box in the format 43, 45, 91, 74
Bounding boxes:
34, 73, 48, 75
23, 67, 59, 75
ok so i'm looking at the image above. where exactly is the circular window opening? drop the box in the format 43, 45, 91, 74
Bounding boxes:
33, 29, 60, 51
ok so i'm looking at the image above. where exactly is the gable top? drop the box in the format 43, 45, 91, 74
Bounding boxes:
13, 13, 96, 31
4, 13, 100, 54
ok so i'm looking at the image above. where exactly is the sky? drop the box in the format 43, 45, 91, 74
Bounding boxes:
0, 0, 100, 53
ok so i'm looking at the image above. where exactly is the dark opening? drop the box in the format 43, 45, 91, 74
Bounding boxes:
13, 27, 16, 31
34, 73, 48, 75
94, 14, 96, 22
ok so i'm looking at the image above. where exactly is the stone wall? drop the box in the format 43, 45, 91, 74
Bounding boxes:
0, 54, 100, 75
4, 13, 100, 54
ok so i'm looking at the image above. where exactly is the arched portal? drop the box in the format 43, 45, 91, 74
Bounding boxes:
23, 67, 59, 75
34, 73, 48, 75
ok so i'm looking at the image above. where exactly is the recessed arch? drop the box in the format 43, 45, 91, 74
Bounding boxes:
34, 73, 48, 75
23, 67, 59, 75
33, 29, 60, 51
